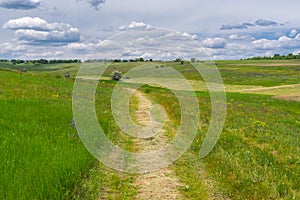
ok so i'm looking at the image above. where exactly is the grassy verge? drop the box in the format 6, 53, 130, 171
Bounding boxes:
71, 81, 138, 199
71, 163, 137, 200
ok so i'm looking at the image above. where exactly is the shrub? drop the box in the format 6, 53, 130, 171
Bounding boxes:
18, 68, 27, 73
111, 71, 122, 81
64, 72, 71, 78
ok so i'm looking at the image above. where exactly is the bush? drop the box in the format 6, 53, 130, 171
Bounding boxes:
18, 68, 27, 73
64, 72, 71, 78
111, 71, 122, 81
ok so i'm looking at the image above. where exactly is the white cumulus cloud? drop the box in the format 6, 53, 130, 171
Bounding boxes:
129, 21, 151, 29
3, 17, 80, 45
252, 39, 279, 50
118, 21, 153, 31
182, 32, 198, 40
3, 17, 50, 31
202, 38, 226, 49
253, 34, 300, 50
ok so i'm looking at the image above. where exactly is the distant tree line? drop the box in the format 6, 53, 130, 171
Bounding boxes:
244, 53, 300, 60
85, 58, 157, 63
1, 57, 193, 64
112, 58, 145, 63
85, 58, 187, 63
0, 59, 81, 65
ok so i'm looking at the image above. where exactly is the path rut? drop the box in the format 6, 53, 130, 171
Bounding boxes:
131, 90, 185, 200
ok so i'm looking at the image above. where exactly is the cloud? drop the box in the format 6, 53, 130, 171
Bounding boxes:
118, 21, 153, 31
46, 7, 66, 18
288, 29, 298, 38
82, 29, 209, 60
77, 0, 105, 10
132, 37, 159, 46
118, 25, 126, 31
129, 21, 152, 29
97, 39, 119, 49
15, 29, 80, 44
67, 42, 94, 51
0, 0, 41, 10
292, 50, 300, 55
0, 42, 26, 55
0, 42, 64, 59
228, 34, 254, 41
182, 32, 198, 40
253, 34, 300, 50
202, 38, 226, 49
4, 17, 51, 31
252, 39, 279, 50
163, 32, 198, 41
221, 19, 279, 30
24, 51, 64, 58
255, 19, 278, 26
3, 17, 80, 45
220, 24, 248, 30
3, 17, 77, 32
242, 22, 254, 27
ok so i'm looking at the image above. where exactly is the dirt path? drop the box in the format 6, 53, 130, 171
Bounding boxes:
237, 83, 300, 92
123, 78, 299, 97
131, 90, 185, 200
130, 90, 233, 200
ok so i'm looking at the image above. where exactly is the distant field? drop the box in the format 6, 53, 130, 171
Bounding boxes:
2, 59, 299, 87
0, 60, 299, 199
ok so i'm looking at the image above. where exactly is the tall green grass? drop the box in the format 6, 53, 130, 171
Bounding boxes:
0, 69, 94, 199
0, 98, 94, 199
0, 69, 136, 199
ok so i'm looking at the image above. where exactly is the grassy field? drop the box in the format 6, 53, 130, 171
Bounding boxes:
0, 69, 92, 199
0, 60, 299, 199
0, 68, 136, 199
145, 87, 299, 199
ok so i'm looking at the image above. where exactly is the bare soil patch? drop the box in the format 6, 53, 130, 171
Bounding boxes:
274, 94, 300, 102
233, 63, 300, 67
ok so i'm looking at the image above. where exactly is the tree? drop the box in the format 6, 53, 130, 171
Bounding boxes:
273, 54, 281, 59
11, 59, 17, 65
39, 59, 48, 64
136, 58, 144, 62
246, 53, 300, 60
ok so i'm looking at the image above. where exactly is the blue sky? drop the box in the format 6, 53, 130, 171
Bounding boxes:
0, 0, 300, 60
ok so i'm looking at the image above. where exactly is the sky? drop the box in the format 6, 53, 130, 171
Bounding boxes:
0, 0, 300, 60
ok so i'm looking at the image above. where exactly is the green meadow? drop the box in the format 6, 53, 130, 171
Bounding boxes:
0, 60, 299, 199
